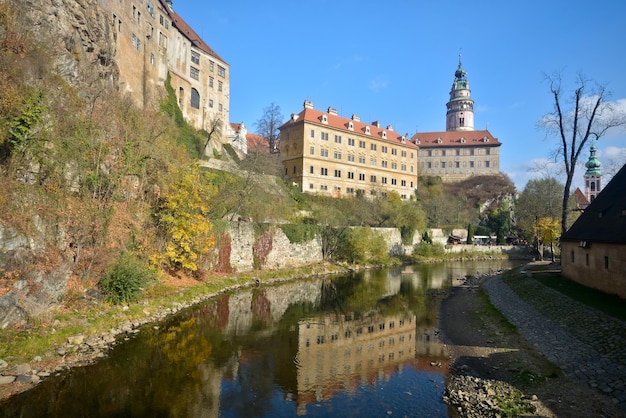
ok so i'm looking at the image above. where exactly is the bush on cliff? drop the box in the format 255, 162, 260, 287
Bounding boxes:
100, 253, 156, 304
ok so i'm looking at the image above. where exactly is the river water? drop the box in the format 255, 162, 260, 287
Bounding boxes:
1, 260, 521, 418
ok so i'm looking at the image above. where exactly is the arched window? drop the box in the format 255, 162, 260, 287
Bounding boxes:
191, 88, 200, 109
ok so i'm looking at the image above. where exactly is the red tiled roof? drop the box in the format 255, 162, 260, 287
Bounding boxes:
573, 187, 590, 207
158, 0, 227, 63
246, 133, 269, 153
281, 107, 417, 149
410, 130, 500, 148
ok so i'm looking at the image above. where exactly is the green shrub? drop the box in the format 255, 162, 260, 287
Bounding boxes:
414, 242, 445, 258
336, 227, 389, 264
280, 224, 320, 244
100, 254, 156, 304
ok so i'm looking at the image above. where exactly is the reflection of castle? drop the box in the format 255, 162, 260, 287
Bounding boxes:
295, 313, 416, 414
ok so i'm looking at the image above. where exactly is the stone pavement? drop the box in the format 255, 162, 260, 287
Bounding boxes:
483, 269, 626, 413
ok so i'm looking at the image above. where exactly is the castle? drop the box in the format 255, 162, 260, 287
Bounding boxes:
280, 58, 502, 198
97, 0, 241, 154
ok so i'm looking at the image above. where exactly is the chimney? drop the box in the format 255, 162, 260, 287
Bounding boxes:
303, 100, 314, 109
386, 124, 393, 131
291, 113, 299, 121
351, 114, 360, 122
327, 107, 338, 116
372, 121, 380, 128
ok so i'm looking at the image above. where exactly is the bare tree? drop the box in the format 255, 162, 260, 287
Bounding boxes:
255, 102, 283, 153
540, 73, 626, 235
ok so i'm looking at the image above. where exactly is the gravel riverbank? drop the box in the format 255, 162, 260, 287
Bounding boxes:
440, 264, 625, 418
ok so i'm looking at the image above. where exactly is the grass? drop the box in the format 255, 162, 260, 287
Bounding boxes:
532, 272, 626, 321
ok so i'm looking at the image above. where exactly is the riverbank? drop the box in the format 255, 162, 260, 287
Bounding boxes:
0, 262, 357, 401
439, 263, 624, 417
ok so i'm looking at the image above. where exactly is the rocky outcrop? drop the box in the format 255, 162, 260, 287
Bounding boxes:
22, 0, 118, 87
0, 219, 73, 329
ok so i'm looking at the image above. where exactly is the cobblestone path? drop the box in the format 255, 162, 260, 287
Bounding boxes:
483, 271, 626, 413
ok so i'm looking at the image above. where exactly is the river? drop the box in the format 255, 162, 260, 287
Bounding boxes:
0, 260, 522, 417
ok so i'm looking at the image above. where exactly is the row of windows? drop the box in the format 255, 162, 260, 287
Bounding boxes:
306, 332, 412, 348
421, 160, 495, 169
311, 130, 412, 158
308, 166, 412, 187
420, 148, 494, 157
570, 251, 610, 270
179, 87, 223, 111
310, 147, 414, 172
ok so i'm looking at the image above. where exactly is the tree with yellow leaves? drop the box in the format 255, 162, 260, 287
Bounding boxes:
535, 217, 560, 262
154, 164, 215, 273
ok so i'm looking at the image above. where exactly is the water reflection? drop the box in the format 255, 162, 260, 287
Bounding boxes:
0, 260, 520, 417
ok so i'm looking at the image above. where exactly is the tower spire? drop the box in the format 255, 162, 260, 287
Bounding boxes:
446, 54, 474, 131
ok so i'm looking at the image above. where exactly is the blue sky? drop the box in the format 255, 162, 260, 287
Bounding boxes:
172, 0, 626, 191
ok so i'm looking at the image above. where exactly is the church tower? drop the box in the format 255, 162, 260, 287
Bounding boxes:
584, 141, 602, 202
446, 55, 474, 131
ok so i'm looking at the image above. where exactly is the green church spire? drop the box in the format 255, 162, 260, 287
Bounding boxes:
585, 141, 602, 176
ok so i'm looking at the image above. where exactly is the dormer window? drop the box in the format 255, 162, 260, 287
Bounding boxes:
364, 126, 370, 135
460, 137, 466, 143
348, 121, 354, 131
321, 115, 328, 124
483, 136, 489, 142
436, 137, 443, 144
381, 131, 387, 139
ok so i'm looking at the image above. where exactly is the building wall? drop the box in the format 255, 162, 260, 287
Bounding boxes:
281, 115, 418, 199
98, 0, 230, 143
561, 241, 626, 298
418, 145, 500, 181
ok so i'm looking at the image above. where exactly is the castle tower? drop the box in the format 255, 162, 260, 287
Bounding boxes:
446, 55, 474, 131
584, 141, 602, 202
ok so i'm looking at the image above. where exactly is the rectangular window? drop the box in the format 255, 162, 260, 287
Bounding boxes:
370, 158, 376, 166
209, 99, 213, 108
320, 149, 328, 157
381, 160, 387, 168
441, 161, 446, 169
209, 60, 214, 71
370, 175, 376, 183
485, 160, 490, 168
334, 152, 342, 160
320, 167, 328, 176
347, 154, 355, 162
604, 256, 609, 270
370, 144, 377, 151
401, 150, 407, 157
218, 81, 222, 92
348, 138, 355, 146
348, 172, 354, 179
359, 173, 365, 181
391, 148, 397, 155
334, 170, 341, 178
401, 180, 406, 187
191, 51, 200, 64
381, 177, 387, 184
359, 156, 365, 164
320, 185, 328, 191
132, 33, 141, 51
391, 179, 396, 185
382, 146, 388, 153
401, 164, 406, 171
218, 65, 226, 77
310, 146, 314, 155
470, 161, 475, 168
359, 141, 366, 149
321, 132, 329, 141
455, 161, 460, 168
209, 77, 214, 87
310, 129, 315, 138
310, 166, 314, 174
391, 162, 397, 170
190, 66, 199, 80
334, 135, 342, 144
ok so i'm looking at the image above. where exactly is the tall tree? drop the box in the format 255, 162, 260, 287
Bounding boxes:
255, 102, 283, 153
515, 177, 563, 242
540, 73, 626, 235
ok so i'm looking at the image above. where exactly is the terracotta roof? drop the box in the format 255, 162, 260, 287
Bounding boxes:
158, 0, 227, 63
410, 130, 500, 148
246, 133, 269, 153
561, 163, 626, 244
573, 187, 589, 207
280, 107, 417, 149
